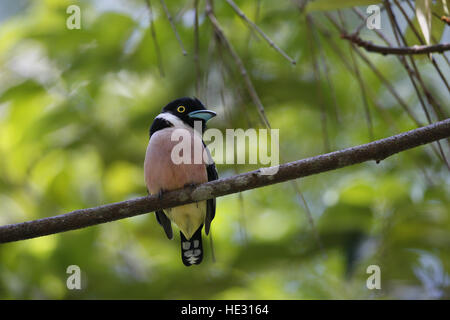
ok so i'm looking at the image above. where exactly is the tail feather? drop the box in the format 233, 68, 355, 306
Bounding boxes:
180, 225, 203, 266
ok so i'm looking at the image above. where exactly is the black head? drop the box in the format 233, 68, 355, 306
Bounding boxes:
161, 97, 216, 130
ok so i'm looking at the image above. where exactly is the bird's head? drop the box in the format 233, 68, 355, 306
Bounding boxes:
160, 97, 216, 132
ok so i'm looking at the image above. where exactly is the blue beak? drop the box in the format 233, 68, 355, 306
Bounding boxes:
188, 110, 217, 122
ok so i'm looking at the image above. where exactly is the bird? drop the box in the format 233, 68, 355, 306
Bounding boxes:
144, 97, 218, 266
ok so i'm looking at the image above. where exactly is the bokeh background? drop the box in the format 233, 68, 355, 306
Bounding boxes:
0, 0, 449, 299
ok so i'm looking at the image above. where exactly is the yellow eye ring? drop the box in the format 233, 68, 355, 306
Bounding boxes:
177, 105, 186, 113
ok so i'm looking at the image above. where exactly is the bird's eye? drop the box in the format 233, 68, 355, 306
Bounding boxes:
177, 105, 186, 113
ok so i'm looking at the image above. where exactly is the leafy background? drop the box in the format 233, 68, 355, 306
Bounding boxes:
0, 0, 449, 299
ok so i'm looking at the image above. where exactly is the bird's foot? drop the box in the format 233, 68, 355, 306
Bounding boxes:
183, 183, 197, 189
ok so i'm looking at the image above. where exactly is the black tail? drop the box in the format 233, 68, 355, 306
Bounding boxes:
180, 225, 203, 266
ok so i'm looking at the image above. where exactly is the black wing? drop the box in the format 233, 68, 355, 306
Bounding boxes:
149, 117, 173, 137
204, 144, 218, 235
155, 209, 173, 240
148, 117, 174, 239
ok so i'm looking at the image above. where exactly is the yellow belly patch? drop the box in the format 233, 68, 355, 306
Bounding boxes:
165, 201, 206, 240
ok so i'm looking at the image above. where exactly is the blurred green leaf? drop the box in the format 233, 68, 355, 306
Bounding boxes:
307, 0, 382, 12
416, 0, 432, 45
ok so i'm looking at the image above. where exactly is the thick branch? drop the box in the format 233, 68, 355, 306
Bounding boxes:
341, 33, 450, 55
1, 119, 450, 243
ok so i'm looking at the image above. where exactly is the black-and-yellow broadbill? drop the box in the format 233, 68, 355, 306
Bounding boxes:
144, 97, 218, 266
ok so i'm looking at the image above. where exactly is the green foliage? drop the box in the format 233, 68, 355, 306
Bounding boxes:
0, 0, 448, 299
306, 0, 382, 12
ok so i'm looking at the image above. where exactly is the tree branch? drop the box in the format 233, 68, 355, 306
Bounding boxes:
1, 119, 450, 244
341, 33, 450, 55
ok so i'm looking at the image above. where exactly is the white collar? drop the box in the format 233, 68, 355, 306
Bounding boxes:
156, 112, 189, 129
156, 112, 204, 136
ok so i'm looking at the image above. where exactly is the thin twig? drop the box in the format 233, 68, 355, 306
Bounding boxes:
217, 46, 254, 127
404, 0, 450, 69
244, 0, 261, 59
351, 7, 393, 46
338, 10, 374, 141
352, 7, 449, 121
205, 0, 271, 128
393, 0, 450, 94
225, 0, 296, 65
271, 11, 326, 250
145, 0, 165, 77
385, 0, 450, 170
160, 0, 187, 56
341, 33, 450, 55
318, 24, 397, 131
310, 16, 341, 124
215, 5, 313, 248
202, 35, 216, 106
327, 11, 449, 167
290, 180, 325, 254
306, 14, 330, 152
325, 13, 422, 127
384, 0, 445, 121
317, 23, 442, 174
220, 82, 249, 244
194, 0, 201, 97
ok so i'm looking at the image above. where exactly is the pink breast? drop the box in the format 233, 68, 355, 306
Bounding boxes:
144, 128, 208, 194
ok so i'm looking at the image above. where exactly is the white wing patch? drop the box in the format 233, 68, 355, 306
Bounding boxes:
187, 256, 198, 264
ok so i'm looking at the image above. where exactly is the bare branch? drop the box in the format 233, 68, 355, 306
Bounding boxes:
392, 0, 450, 99
329, 9, 450, 170
290, 180, 325, 254
341, 33, 450, 55
317, 20, 444, 173
325, 13, 422, 127
1, 119, 450, 243
404, 0, 450, 70
384, 0, 450, 169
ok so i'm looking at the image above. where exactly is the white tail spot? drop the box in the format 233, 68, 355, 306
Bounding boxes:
182, 242, 191, 250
